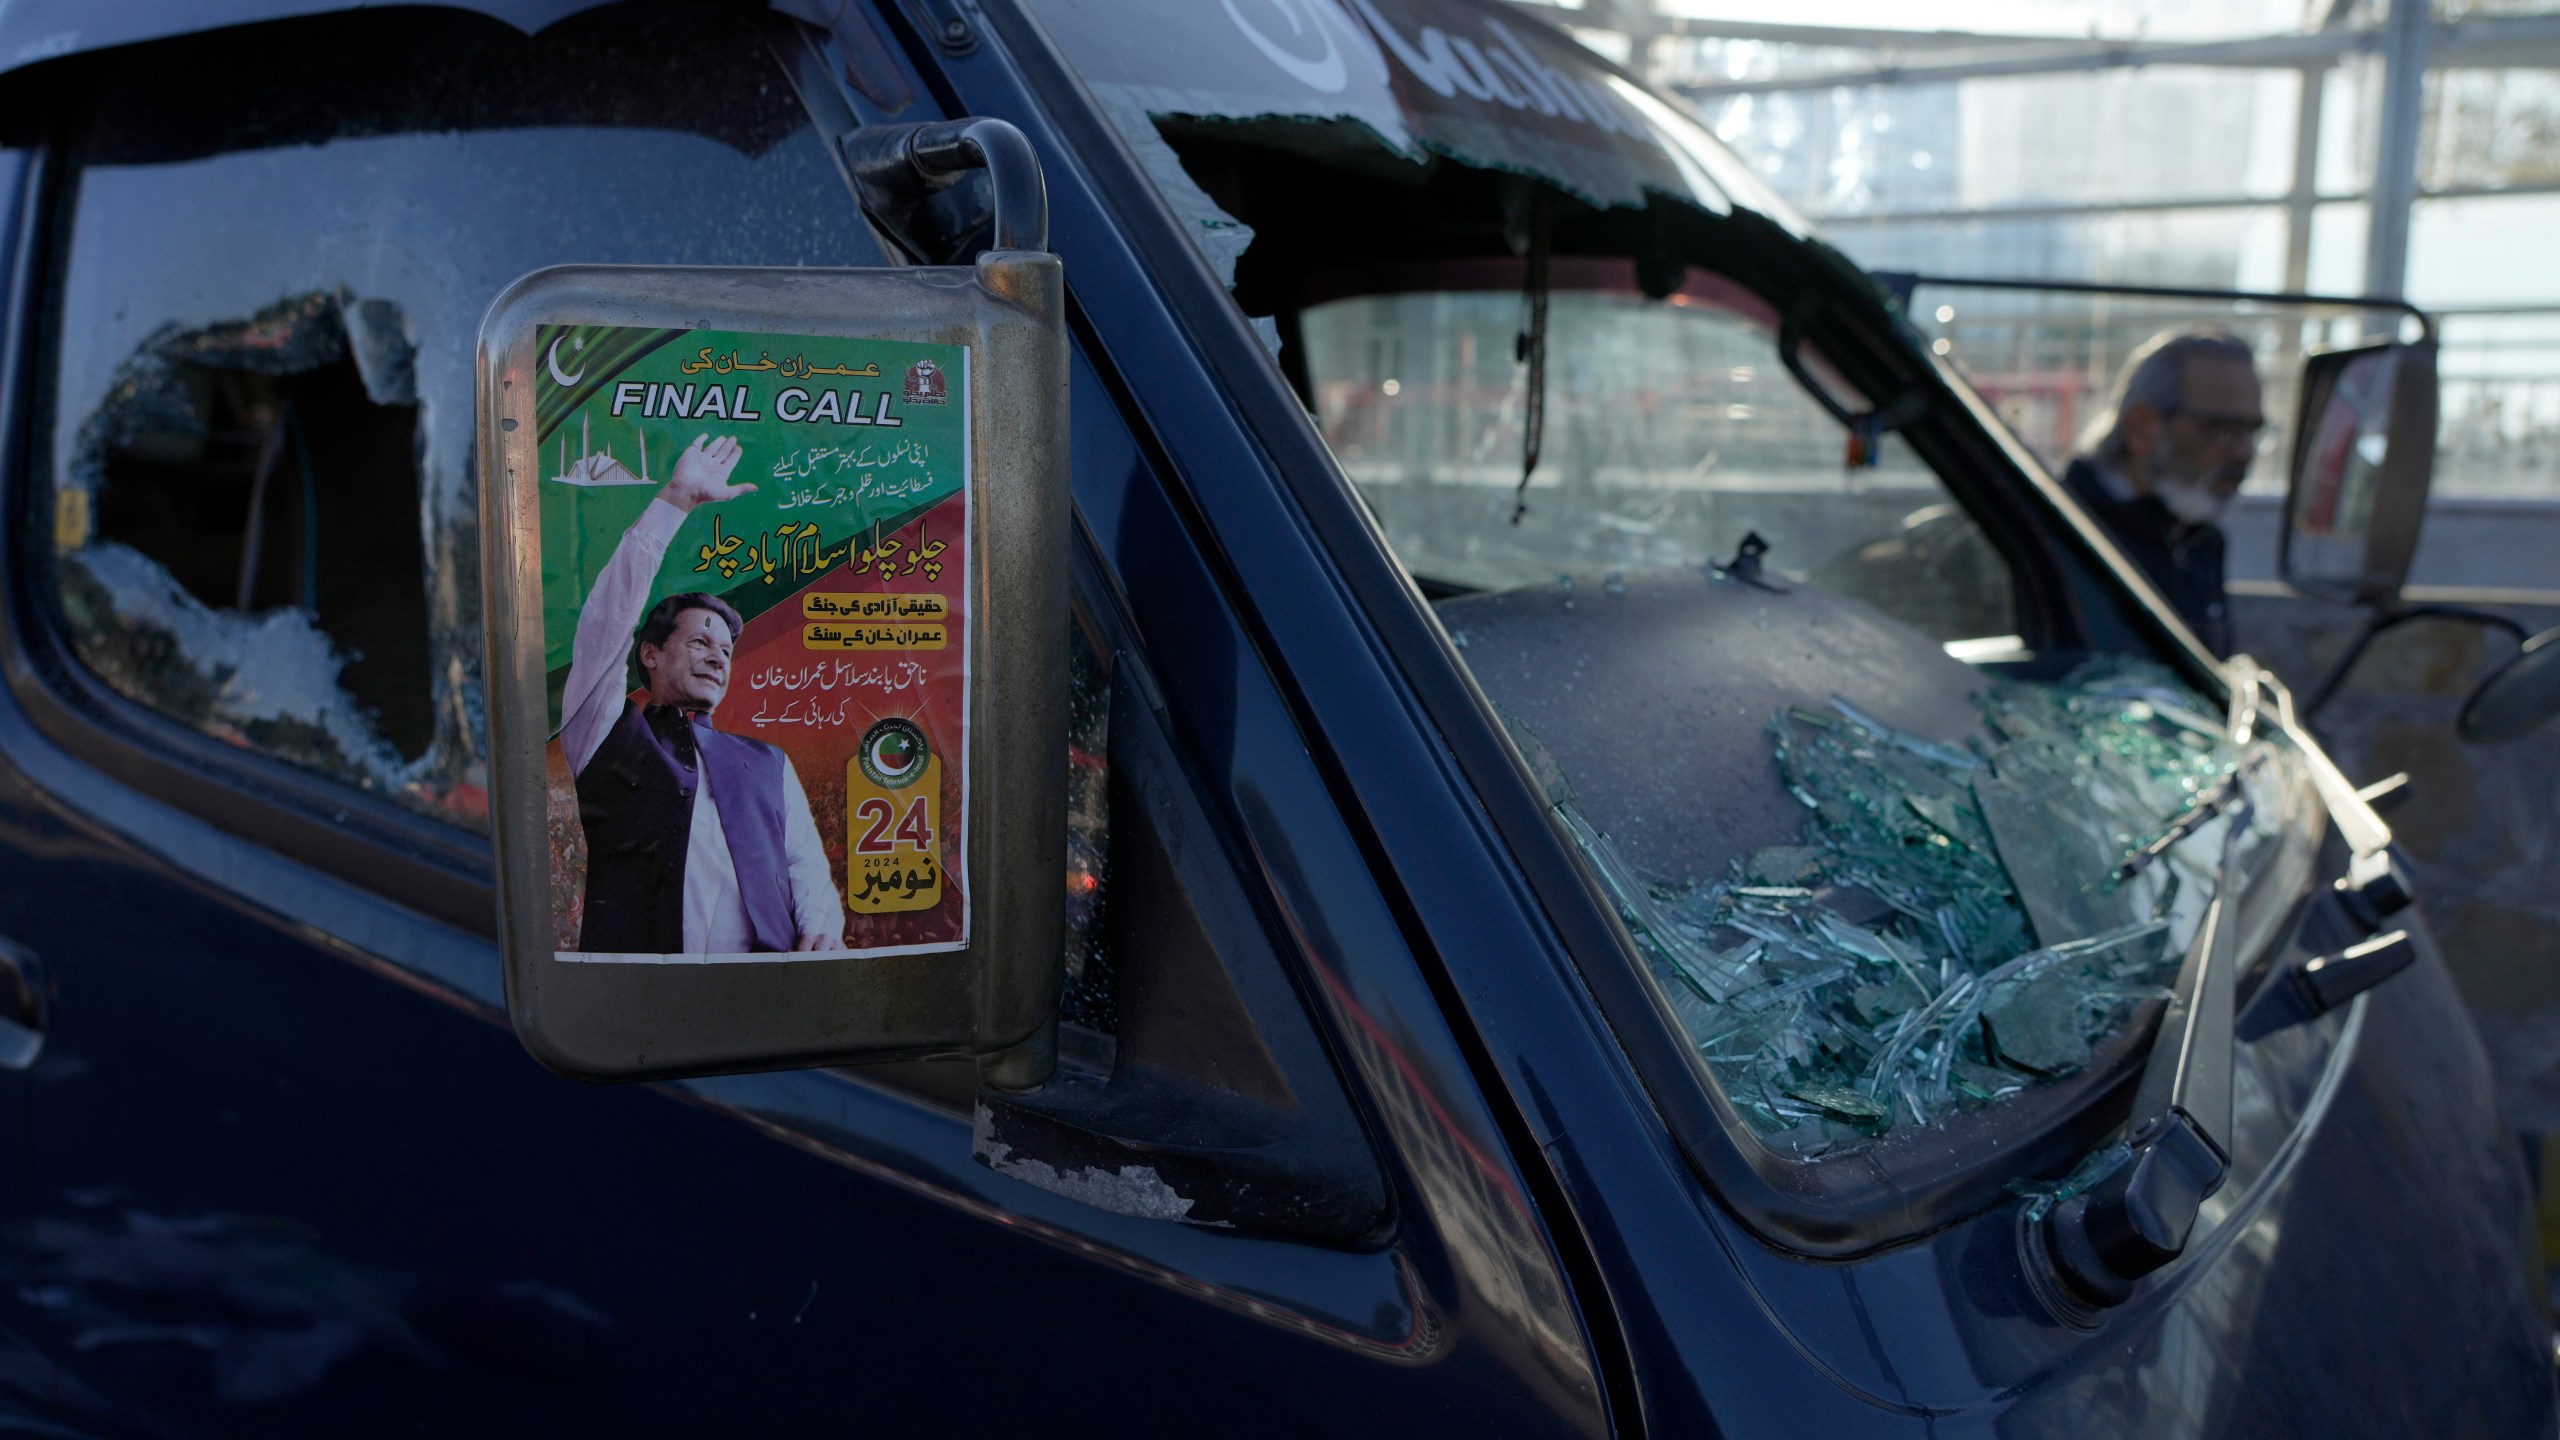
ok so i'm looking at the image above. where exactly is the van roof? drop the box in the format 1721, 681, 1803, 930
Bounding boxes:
4, 0, 1806, 234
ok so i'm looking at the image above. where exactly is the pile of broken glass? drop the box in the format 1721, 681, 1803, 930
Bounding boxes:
1563, 659, 2276, 1153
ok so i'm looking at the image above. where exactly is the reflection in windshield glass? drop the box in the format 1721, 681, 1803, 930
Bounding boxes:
1527, 660, 2295, 1153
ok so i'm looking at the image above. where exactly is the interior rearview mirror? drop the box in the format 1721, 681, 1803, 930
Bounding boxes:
475, 125, 1069, 1088
2281, 337, 2438, 606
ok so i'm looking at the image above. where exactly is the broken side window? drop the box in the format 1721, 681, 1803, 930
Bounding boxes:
58, 292, 433, 786
36, 0, 889, 832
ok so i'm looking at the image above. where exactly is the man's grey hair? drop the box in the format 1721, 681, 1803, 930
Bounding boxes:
2075, 326, 2259, 467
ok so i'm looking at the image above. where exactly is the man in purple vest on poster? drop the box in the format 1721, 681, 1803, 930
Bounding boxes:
561, 434, 845, 956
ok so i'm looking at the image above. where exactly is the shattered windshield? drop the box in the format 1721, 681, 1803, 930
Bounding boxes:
1031, 0, 2317, 1159
1540, 661, 2305, 1149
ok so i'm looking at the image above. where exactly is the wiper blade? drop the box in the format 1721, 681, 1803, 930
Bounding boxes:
2034, 799, 2251, 1311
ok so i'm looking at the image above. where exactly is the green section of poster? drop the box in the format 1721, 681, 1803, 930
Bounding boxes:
535, 324, 969, 720
533, 323, 972, 962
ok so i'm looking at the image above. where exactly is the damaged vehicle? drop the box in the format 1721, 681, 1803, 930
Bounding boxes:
0, 0, 2548, 1434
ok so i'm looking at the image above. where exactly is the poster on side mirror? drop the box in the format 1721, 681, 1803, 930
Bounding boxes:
534, 323, 971, 963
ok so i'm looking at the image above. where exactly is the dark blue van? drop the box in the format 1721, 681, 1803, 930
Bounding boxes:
0, 0, 2548, 1434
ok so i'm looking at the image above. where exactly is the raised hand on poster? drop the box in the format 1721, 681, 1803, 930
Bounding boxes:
660, 433, 754, 513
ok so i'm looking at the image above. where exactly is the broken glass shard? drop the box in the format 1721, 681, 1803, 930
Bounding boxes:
1983, 966, 2094, 1077
1785, 1084, 1890, 1131
1973, 768, 2130, 950
2007, 1141, 2135, 1223
1558, 658, 2274, 1153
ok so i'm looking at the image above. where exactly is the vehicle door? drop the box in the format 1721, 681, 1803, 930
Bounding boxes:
0, 2, 1617, 1435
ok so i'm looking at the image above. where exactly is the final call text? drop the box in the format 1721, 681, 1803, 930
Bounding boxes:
607, 382, 908, 428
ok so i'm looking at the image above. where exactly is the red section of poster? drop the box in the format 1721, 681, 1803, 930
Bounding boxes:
713, 490, 969, 952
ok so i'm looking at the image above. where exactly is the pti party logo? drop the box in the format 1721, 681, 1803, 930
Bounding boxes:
903, 359, 947, 405
858, 717, 931, 789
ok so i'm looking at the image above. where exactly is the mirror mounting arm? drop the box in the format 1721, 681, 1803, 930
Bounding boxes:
2460, 624, 2560, 744
2301, 602, 2530, 722
1871, 271, 2437, 345
841, 117, 1051, 262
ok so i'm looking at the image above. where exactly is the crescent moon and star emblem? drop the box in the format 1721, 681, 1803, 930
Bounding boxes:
546, 334, 586, 387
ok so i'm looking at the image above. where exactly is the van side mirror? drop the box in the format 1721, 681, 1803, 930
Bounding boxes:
475, 122, 1070, 1088
2275, 332, 2547, 735
2280, 338, 2437, 607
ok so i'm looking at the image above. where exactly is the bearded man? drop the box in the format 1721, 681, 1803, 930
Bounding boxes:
2067, 328, 2266, 657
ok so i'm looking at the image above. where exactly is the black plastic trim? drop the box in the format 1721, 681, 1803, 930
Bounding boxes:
975, 657, 1392, 1243
9, 641, 496, 928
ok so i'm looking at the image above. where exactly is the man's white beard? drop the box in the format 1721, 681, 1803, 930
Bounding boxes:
2151, 456, 2231, 526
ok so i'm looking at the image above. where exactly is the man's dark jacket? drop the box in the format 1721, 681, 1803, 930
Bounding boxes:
2063, 458, 2232, 657
575, 703, 796, 953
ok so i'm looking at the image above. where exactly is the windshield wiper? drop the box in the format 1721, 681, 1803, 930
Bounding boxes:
2111, 768, 2245, 885
2033, 705, 2423, 1309
2036, 801, 2250, 1310
2233, 659, 2413, 930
